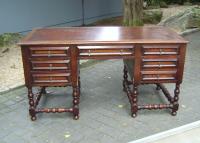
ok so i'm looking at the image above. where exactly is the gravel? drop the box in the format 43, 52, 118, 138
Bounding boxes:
0, 45, 24, 93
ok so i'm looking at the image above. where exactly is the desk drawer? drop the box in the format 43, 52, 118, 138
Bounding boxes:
141, 58, 178, 83
142, 73, 176, 81
28, 46, 72, 86
31, 71, 71, 86
142, 45, 179, 56
30, 46, 69, 58
140, 44, 180, 83
31, 59, 70, 71
142, 59, 177, 71
79, 46, 134, 59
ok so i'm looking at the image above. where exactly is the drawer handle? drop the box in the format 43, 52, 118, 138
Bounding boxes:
158, 62, 161, 68
159, 49, 163, 55
49, 76, 53, 81
48, 51, 51, 57
120, 50, 123, 55
49, 64, 52, 71
88, 50, 91, 56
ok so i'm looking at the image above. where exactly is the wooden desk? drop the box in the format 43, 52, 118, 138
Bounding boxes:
18, 26, 188, 120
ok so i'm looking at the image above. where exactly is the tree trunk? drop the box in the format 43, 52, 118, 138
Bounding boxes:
178, 0, 185, 5
123, 0, 144, 26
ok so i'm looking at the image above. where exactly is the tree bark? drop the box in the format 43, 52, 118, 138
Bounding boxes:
123, 0, 144, 26
178, 0, 184, 5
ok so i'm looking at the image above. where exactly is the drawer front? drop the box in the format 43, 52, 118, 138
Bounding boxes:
28, 46, 72, 86
141, 63, 177, 82
31, 71, 71, 86
30, 46, 69, 58
142, 59, 177, 71
141, 44, 180, 83
142, 45, 179, 56
141, 72, 176, 81
31, 59, 70, 71
79, 46, 134, 59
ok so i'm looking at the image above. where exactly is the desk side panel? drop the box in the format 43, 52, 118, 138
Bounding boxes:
21, 46, 32, 87
176, 43, 187, 84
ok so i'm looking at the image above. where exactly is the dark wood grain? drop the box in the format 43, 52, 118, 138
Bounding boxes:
18, 26, 187, 45
18, 26, 188, 120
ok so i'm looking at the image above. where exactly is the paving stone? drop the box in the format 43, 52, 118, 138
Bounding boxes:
28, 136, 47, 143
39, 130, 66, 143
3, 100, 16, 106
2, 132, 28, 143
72, 138, 98, 143
84, 131, 118, 143
80, 116, 104, 130
0, 94, 9, 101
0, 103, 6, 111
21, 131, 43, 142
0, 128, 12, 139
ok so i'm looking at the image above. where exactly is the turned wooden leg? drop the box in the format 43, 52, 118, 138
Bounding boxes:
41, 86, 46, 94
35, 87, 46, 108
132, 84, 138, 118
73, 86, 80, 120
123, 65, 128, 92
156, 83, 161, 90
78, 70, 81, 94
28, 88, 36, 121
171, 84, 180, 116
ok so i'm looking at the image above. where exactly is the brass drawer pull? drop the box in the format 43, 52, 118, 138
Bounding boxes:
120, 50, 123, 55
48, 51, 51, 57
49, 76, 53, 81
88, 50, 91, 56
49, 64, 52, 71
158, 62, 161, 68
159, 49, 163, 55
